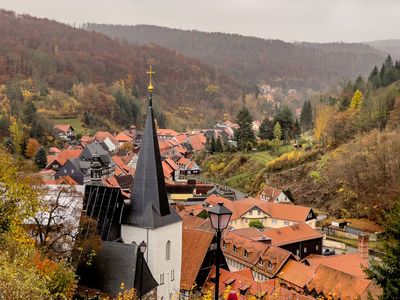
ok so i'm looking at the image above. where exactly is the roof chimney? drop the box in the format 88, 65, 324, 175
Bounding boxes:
358, 234, 369, 259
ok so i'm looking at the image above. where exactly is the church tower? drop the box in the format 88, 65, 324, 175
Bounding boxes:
121, 66, 182, 300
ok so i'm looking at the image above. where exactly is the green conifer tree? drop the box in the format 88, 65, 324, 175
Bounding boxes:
259, 118, 274, 140
234, 106, 255, 151
35, 146, 47, 169
300, 100, 313, 132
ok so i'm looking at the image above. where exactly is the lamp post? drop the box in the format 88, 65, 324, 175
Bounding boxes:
139, 241, 147, 300
208, 202, 232, 300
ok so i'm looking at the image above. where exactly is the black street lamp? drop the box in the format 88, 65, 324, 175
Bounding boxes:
139, 241, 147, 300
208, 202, 232, 300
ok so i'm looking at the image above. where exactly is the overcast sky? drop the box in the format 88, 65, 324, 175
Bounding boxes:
0, 0, 399, 43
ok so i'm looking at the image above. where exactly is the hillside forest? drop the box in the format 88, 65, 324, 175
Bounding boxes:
201, 55, 400, 221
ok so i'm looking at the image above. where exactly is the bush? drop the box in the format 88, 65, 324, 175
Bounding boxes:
249, 220, 264, 229
267, 149, 321, 172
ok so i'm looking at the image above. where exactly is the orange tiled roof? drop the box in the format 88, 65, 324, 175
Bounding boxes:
157, 128, 180, 137
263, 223, 323, 246
181, 228, 214, 290
94, 131, 118, 145
223, 229, 293, 278
306, 264, 380, 300
258, 186, 282, 200
173, 134, 188, 144
112, 156, 134, 176
162, 160, 175, 179
53, 124, 72, 133
49, 147, 61, 153
205, 195, 313, 223
277, 260, 316, 289
303, 253, 368, 278
46, 149, 82, 168
188, 134, 206, 151
115, 132, 133, 142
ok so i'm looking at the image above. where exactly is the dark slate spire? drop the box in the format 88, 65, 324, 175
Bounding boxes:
125, 66, 181, 229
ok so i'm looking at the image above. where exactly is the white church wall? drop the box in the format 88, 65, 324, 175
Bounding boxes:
121, 221, 182, 300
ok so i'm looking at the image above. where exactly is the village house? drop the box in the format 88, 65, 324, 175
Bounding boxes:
53, 124, 75, 141
93, 131, 119, 152
157, 128, 180, 140
222, 228, 295, 282
176, 157, 201, 175
258, 186, 291, 203
262, 223, 324, 259
205, 195, 317, 229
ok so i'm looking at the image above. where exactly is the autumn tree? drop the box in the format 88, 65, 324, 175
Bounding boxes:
349, 89, 363, 111
234, 106, 255, 151
35, 146, 47, 169
9, 116, 24, 154
25, 138, 40, 158
273, 122, 282, 152
314, 104, 334, 146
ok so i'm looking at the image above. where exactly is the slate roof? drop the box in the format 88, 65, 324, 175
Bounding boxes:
77, 241, 157, 297
80, 143, 111, 164
125, 97, 181, 229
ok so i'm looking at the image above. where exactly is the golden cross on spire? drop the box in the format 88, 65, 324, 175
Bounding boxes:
146, 65, 155, 93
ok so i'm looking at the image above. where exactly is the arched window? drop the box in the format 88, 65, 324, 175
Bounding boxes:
166, 240, 171, 261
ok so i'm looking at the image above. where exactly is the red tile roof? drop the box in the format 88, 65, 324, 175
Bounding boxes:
262, 223, 323, 246
157, 128, 180, 137
258, 186, 283, 201
306, 264, 380, 300
181, 228, 214, 290
53, 124, 72, 133
114, 132, 133, 143
45, 149, 82, 168
277, 260, 316, 289
188, 134, 206, 151
303, 253, 368, 278
94, 131, 118, 145
205, 195, 313, 223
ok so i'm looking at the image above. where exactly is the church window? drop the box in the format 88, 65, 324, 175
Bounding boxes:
160, 273, 164, 285
166, 240, 171, 261
171, 269, 175, 281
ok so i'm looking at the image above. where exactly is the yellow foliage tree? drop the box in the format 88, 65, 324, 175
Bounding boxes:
349, 89, 363, 111
314, 104, 334, 146
25, 138, 40, 158
9, 116, 24, 154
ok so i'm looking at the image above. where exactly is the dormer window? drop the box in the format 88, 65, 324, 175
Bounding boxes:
244, 250, 249, 258
259, 259, 264, 266
222, 241, 227, 248
268, 261, 273, 270
233, 245, 237, 253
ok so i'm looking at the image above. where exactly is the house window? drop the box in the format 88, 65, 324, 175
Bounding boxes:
316, 244, 319, 251
304, 247, 307, 253
222, 241, 227, 248
166, 241, 171, 261
296, 249, 300, 256
160, 273, 165, 285
244, 250, 249, 258
171, 269, 175, 281
258, 210, 261, 215
268, 261, 273, 270
233, 245, 237, 253
259, 259, 264, 266
272, 219, 277, 224
284, 221, 290, 226
249, 210, 253, 216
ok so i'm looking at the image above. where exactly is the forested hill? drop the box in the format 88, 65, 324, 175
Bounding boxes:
0, 10, 242, 130
85, 24, 386, 89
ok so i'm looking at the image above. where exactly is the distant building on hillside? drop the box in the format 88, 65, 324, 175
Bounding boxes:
53, 124, 75, 141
